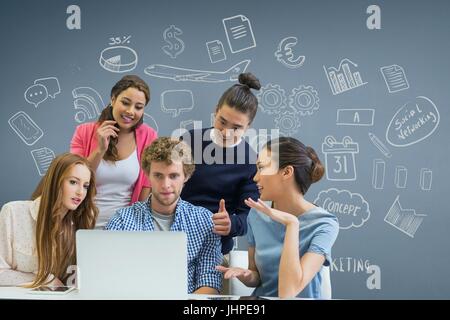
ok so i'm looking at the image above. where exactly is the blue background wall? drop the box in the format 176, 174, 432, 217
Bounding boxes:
1, 0, 449, 299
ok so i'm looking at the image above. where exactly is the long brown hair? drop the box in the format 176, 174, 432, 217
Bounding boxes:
28, 153, 98, 288
98, 75, 151, 162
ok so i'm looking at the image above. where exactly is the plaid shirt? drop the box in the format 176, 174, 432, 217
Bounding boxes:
105, 198, 223, 293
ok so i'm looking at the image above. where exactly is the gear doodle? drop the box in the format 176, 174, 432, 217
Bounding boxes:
275, 110, 301, 136
257, 84, 287, 115
288, 85, 319, 116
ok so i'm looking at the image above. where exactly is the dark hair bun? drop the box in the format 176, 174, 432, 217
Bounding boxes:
238, 72, 261, 91
305, 146, 325, 183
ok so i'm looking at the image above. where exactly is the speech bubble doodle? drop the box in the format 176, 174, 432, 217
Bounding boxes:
161, 90, 194, 117
144, 113, 159, 134
386, 96, 440, 147
314, 188, 370, 230
34, 77, 61, 98
24, 84, 48, 108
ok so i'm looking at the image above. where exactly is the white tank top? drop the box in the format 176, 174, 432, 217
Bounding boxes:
95, 149, 139, 228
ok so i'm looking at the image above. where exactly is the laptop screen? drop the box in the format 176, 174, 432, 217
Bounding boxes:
75, 230, 188, 299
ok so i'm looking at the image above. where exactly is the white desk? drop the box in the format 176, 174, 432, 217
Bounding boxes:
0, 287, 262, 300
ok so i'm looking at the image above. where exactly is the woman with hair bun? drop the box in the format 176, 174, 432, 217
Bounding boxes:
181, 73, 261, 256
216, 137, 339, 298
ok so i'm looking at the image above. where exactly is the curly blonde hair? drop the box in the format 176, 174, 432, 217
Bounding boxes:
142, 137, 195, 178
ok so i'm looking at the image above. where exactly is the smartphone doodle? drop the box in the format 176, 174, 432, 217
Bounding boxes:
8, 111, 43, 146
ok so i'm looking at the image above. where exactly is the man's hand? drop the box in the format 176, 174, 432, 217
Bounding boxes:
213, 199, 231, 236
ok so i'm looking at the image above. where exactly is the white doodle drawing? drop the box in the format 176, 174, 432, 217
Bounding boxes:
206, 40, 226, 63
380, 64, 409, 93
180, 120, 202, 132
288, 85, 319, 115
24, 84, 48, 108
274, 36, 305, 69
223, 14, 256, 53
384, 195, 426, 238
386, 96, 440, 147
161, 90, 194, 117
108, 35, 132, 46
420, 168, 433, 191
323, 58, 367, 95
331, 257, 372, 274
257, 84, 319, 116
8, 111, 43, 146
99, 46, 138, 73
31, 147, 55, 176
394, 166, 408, 188
162, 25, 185, 59
24, 77, 60, 108
314, 188, 371, 230
372, 159, 385, 189
143, 113, 159, 134
337, 109, 374, 126
144, 60, 250, 83
275, 110, 301, 136
210, 113, 215, 127
72, 87, 104, 123
257, 84, 286, 115
368, 132, 392, 158
322, 136, 359, 181
34, 77, 60, 99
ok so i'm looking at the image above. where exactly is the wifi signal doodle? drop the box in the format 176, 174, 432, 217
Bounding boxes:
72, 87, 105, 123
162, 25, 185, 59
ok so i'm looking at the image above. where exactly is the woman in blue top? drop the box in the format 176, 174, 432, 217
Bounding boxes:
217, 137, 339, 298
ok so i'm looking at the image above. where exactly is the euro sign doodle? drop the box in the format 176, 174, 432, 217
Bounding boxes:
162, 25, 185, 59
274, 36, 305, 69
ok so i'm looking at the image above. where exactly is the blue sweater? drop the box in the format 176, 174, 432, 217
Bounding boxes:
181, 128, 259, 254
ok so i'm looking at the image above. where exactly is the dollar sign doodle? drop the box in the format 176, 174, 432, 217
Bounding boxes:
162, 25, 185, 59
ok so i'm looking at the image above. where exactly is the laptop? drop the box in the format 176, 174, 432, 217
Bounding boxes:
75, 230, 188, 299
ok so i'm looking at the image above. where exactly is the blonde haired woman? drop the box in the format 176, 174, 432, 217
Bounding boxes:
0, 153, 98, 287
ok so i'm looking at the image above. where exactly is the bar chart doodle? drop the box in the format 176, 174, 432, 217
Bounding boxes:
384, 195, 426, 238
323, 58, 367, 95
